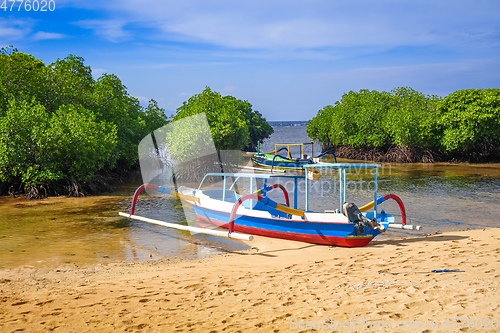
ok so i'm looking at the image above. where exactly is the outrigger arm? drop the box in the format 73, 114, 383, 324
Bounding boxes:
119, 183, 254, 241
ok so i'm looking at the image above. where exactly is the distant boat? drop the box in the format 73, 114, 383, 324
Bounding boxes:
248, 142, 337, 172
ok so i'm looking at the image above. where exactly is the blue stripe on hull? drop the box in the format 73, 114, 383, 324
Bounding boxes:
192, 205, 382, 240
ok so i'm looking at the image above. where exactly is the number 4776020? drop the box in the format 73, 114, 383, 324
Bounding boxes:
1, 0, 55, 11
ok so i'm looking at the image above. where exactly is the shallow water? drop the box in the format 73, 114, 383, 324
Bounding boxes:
261, 122, 500, 240
0, 182, 249, 269
1, 122, 500, 268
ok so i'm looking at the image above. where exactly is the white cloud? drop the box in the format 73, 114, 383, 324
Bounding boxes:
317, 57, 500, 96
1, 18, 63, 43
73, 19, 130, 42
0, 18, 32, 40
66, 0, 500, 52
32, 31, 65, 41
91, 68, 107, 77
56, 0, 500, 68
135, 95, 150, 105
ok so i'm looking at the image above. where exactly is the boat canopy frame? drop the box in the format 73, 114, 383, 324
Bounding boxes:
304, 163, 380, 217
274, 142, 314, 159
197, 163, 381, 217
197, 172, 302, 210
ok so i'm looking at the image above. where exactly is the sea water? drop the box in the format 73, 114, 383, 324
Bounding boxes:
258, 121, 500, 240
1, 121, 500, 268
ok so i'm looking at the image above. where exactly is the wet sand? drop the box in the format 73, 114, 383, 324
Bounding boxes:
1, 228, 499, 332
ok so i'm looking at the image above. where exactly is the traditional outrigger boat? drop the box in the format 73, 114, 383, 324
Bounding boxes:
119, 162, 421, 248
119, 113, 421, 248
249, 142, 337, 171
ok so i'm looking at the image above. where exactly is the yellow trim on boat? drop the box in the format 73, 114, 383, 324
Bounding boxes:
172, 191, 200, 202
358, 201, 375, 212
276, 203, 306, 217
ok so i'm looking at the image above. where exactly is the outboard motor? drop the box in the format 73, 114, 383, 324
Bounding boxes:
343, 202, 384, 235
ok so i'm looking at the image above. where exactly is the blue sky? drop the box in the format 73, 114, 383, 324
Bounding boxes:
1, 0, 499, 120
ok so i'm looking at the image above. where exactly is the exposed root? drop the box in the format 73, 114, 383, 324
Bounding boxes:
67, 179, 85, 198
322, 145, 500, 163
2, 164, 141, 200
25, 185, 49, 200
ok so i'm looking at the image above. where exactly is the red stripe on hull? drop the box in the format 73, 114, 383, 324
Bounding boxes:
196, 216, 373, 248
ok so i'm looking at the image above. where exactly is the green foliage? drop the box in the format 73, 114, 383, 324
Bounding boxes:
0, 49, 168, 196
307, 105, 334, 146
0, 50, 46, 114
144, 99, 170, 133
226, 96, 273, 151
0, 49, 274, 196
0, 45, 18, 55
158, 113, 217, 164
438, 88, 500, 153
91, 73, 153, 164
173, 87, 273, 151
0, 99, 117, 190
385, 87, 441, 149
308, 89, 392, 148
338, 89, 392, 148
42, 55, 95, 113
308, 87, 500, 159
44, 104, 118, 183
0, 99, 53, 186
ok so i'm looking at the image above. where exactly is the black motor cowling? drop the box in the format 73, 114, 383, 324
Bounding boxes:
342, 202, 381, 235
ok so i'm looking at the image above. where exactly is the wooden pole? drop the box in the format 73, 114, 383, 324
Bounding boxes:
118, 212, 254, 241
387, 224, 422, 231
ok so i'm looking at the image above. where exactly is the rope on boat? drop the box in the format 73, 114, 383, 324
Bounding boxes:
358, 194, 407, 225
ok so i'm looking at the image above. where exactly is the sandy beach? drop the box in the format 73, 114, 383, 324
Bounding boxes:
1, 228, 499, 332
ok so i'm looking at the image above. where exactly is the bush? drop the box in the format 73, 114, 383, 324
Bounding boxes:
0, 99, 117, 196
0, 48, 168, 197
173, 86, 273, 151
307, 87, 500, 162
308, 89, 392, 149
307, 105, 334, 147
385, 87, 441, 150
438, 88, 500, 155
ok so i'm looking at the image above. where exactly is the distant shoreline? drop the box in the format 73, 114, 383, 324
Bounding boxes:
265, 122, 500, 163
267, 120, 308, 127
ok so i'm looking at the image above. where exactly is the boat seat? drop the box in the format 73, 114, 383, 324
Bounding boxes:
202, 189, 239, 203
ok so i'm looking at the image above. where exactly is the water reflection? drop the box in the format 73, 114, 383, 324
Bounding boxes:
376, 163, 500, 239
1, 160, 500, 269
2, 121, 500, 268
260, 123, 500, 240
312, 160, 500, 240
0, 183, 249, 269
0, 194, 132, 269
